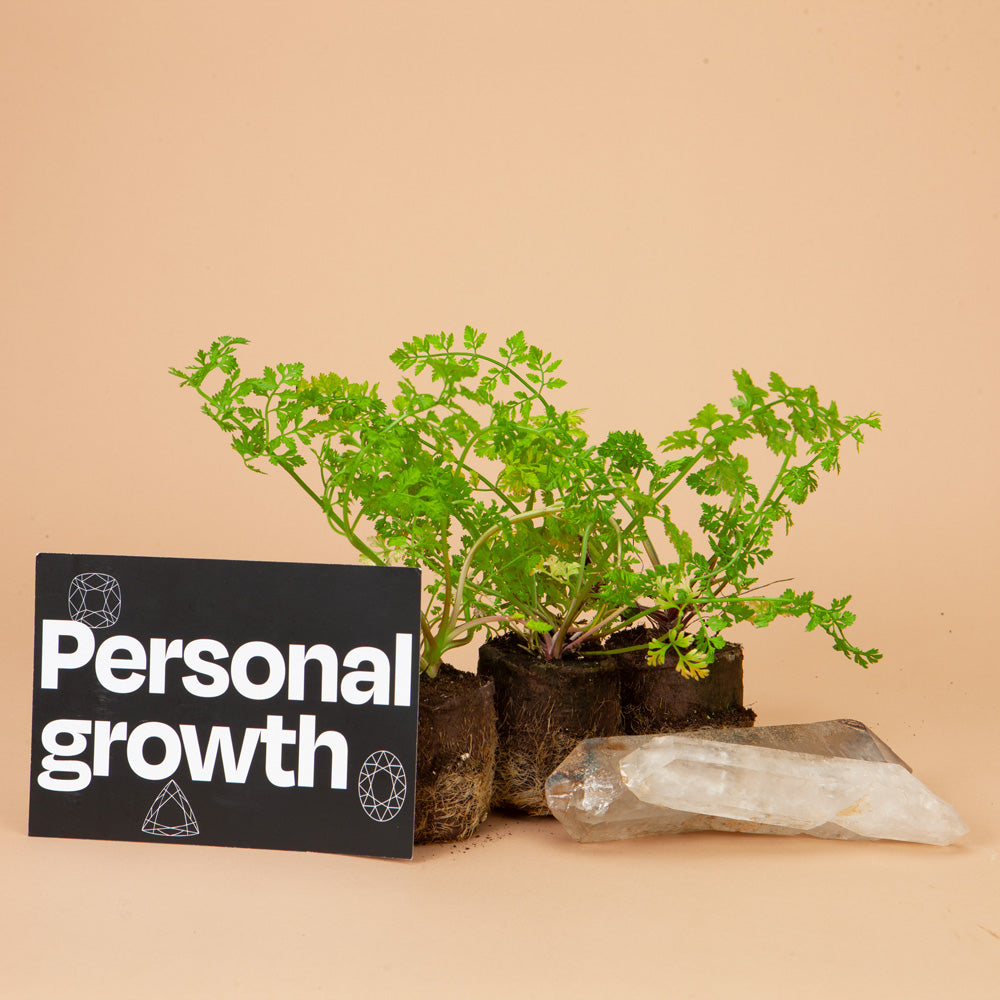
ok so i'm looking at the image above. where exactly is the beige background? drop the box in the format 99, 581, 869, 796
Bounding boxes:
2, 2, 998, 996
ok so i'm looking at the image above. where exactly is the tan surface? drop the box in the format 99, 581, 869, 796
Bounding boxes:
2, 2, 998, 996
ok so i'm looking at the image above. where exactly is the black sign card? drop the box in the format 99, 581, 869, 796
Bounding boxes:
30, 553, 421, 859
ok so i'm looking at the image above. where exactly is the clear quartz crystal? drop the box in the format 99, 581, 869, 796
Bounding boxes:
544, 720, 968, 847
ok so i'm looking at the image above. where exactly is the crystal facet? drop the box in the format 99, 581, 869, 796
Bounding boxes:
544, 720, 967, 847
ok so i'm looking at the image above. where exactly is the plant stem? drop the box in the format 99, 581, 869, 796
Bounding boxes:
447, 503, 565, 640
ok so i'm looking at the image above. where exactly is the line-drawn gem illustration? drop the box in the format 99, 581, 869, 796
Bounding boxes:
358, 750, 407, 822
68, 572, 122, 629
141, 780, 200, 837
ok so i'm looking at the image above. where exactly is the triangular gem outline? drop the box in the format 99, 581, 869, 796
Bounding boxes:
141, 779, 200, 838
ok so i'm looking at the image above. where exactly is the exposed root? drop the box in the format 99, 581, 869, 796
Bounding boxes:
414, 741, 496, 843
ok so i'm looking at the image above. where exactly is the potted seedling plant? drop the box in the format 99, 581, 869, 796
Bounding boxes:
594, 370, 882, 736
467, 464, 642, 813
170, 328, 583, 841
368, 336, 650, 814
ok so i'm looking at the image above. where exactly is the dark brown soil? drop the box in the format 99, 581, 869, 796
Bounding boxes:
605, 625, 755, 735
414, 664, 497, 844
478, 635, 621, 816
